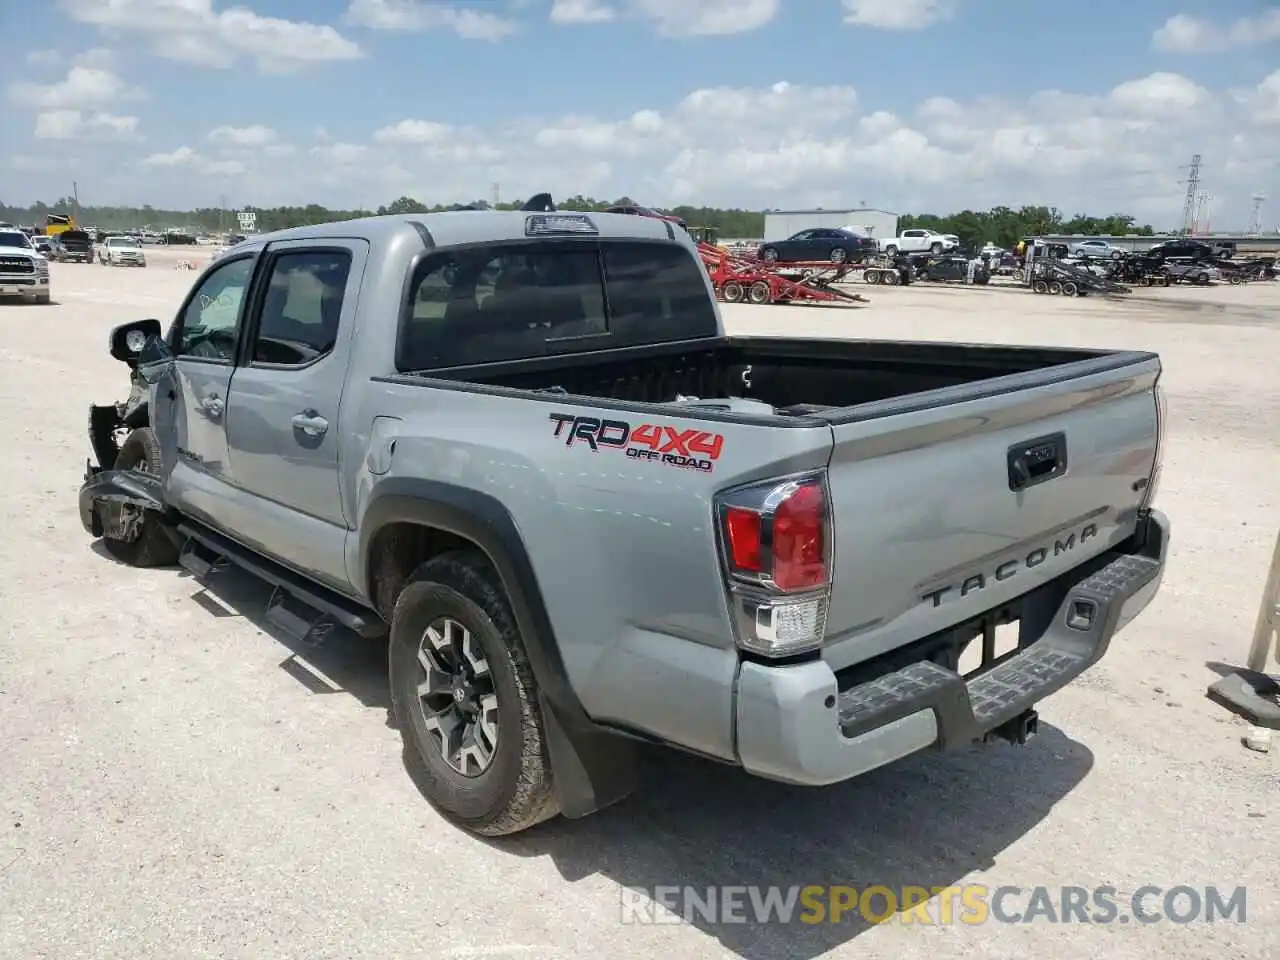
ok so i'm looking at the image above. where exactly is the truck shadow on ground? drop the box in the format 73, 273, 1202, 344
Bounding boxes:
484, 729, 1092, 959
136, 548, 1094, 959
117, 552, 396, 720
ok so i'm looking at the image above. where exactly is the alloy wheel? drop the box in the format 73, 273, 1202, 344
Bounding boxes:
416, 617, 499, 777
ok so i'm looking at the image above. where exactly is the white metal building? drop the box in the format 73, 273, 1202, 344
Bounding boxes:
762, 208, 899, 243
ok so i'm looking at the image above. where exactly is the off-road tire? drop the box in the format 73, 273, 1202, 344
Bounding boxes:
101, 427, 181, 567
389, 551, 559, 837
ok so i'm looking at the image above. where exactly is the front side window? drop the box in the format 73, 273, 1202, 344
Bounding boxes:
173, 257, 255, 362
398, 240, 717, 371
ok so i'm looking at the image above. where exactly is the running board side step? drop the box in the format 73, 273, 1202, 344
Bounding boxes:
176, 521, 386, 640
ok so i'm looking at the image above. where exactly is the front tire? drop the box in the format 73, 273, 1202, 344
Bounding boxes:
100, 427, 181, 568
389, 551, 559, 837
760, 247, 779, 263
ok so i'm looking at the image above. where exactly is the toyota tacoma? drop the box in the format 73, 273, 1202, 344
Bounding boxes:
78, 197, 1170, 837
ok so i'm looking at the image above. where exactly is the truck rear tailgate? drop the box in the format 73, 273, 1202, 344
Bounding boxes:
821, 351, 1161, 672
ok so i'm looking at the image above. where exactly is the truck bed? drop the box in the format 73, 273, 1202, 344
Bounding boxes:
404, 334, 1161, 677
427, 336, 1148, 421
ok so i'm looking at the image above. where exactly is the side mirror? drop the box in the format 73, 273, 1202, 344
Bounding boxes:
136, 335, 174, 384
109, 318, 163, 364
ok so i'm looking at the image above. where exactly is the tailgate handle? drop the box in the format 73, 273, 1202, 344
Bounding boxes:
1008, 432, 1067, 491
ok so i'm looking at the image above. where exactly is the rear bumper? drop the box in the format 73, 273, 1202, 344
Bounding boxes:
734, 509, 1169, 786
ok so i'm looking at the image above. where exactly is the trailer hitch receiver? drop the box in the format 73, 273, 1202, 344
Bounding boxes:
988, 708, 1039, 746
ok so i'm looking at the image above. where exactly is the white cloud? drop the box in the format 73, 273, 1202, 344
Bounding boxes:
8, 66, 145, 110
34, 110, 141, 141
142, 146, 198, 166
842, 0, 957, 30
141, 145, 245, 177
208, 124, 278, 146
57, 0, 363, 73
550, 0, 616, 24
77, 69, 1280, 229
627, 0, 778, 36
1236, 69, 1280, 125
343, 0, 519, 40
373, 119, 453, 144
1153, 10, 1280, 54
1109, 72, 1210, 116
310, 142, 370, 165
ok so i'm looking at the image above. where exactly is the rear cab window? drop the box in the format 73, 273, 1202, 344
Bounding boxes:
397, 240, 718, 371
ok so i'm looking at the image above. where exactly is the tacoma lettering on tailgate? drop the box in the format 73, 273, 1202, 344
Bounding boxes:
548, 412, 724, 473
920, 522, 1100, 608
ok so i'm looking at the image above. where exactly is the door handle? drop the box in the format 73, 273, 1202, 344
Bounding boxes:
292, 410, 329, 438
201, 393, 224, 418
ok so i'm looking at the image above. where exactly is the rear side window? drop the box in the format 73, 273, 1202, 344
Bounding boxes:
398, 239, 717, 371
252, 250, 351, 366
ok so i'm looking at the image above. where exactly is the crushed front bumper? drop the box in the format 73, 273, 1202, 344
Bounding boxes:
734, 510, 1170, 786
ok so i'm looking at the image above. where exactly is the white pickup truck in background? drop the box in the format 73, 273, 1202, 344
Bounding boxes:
880, 229, 960, 256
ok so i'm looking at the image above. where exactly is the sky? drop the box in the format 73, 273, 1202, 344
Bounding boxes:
1, 0, 1278, 229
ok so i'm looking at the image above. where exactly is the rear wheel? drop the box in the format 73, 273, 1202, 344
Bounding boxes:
1062, 281, 1078, 297
930, 242, 943, 254
829, 247, 847, 264
748, 281, 771, 304
100, 427, 181, 568
389, 551, 559, 837
884, 245, 898, 257
864, 270, 880, 285
1033, 280, 1049, 294
1048, 281, 1063, 295
1012, 268, 1025, 282
721, 281, 744, 303
760, 247, 779, 263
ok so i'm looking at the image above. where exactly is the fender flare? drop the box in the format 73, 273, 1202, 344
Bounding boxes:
357, 478, 638, 818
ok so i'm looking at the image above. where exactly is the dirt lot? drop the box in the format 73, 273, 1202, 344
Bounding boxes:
2, 248, 1278, 960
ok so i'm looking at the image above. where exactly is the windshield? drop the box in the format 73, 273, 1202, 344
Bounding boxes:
106, 237, 134, 247
0, 233, 32, 249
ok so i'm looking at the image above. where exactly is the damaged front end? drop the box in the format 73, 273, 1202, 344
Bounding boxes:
80, 375, 168, 537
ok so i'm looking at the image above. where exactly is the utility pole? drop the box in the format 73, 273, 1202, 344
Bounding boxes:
1248, 193, 1265, 235
491, 182, 500, 207
72, 180, 80, 223
219, 193, 227, 235
1178, 154, 1201, 235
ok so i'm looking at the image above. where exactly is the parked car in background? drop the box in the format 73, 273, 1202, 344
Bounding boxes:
1163, 262, 1220, 285
30, 235, 54, 255
1145, 239, 1217, 261
758, 227, 878, 264
879, 229, 958, 256
0, 226, 52, 303
54, 228, 94, 263
1071, 239, 1124, 260
916, 254, 992, 285
99, 235, 147, 267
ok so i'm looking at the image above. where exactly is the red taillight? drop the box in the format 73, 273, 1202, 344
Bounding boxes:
720, 480, 828, 592
772, 483, 826, 591
716, 474, 832, 657
725, 507, 762, 573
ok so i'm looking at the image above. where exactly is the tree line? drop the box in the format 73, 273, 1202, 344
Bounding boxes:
1, 194, 1156, 250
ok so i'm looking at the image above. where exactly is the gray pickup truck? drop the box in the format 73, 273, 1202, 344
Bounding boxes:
79, 197, 1170, 837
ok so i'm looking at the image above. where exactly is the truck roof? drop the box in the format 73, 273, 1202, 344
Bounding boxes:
245, 209, 683, 250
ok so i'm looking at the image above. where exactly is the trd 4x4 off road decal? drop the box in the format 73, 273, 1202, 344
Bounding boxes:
549, 413, 724, 473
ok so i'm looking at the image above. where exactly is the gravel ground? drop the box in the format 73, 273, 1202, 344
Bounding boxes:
1, 249, 1278, 960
